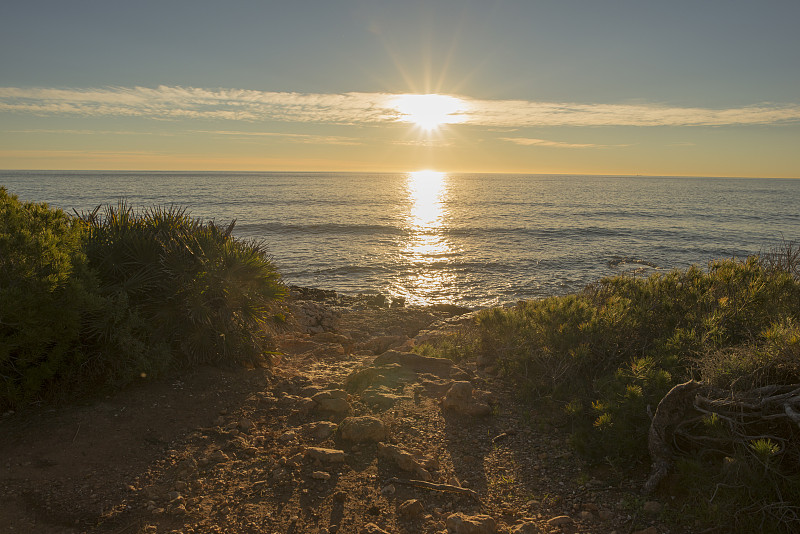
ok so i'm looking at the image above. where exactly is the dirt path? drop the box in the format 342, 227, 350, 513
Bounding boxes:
0, 299, 677, 534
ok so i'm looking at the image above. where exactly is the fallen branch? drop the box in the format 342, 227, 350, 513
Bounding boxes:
387, 477, 481, 501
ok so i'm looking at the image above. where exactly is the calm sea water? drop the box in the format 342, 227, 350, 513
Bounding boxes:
2, 171, 798, 307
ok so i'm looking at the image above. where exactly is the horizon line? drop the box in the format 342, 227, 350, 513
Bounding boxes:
1, 168, 798, 180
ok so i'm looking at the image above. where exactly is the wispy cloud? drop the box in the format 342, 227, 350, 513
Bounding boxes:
499, 137, 623, 149
1, 85, 799, 127
192, 130, 362, 145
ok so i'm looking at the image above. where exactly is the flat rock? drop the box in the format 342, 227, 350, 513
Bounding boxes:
373, 350, 454, 377
446, 513, 497, 534
306, 447, 345, 463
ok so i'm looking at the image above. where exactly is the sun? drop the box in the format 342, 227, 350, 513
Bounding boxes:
392, 94, 468, 131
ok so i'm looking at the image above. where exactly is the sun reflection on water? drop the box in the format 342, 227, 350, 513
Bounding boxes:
397, 170, 455, 304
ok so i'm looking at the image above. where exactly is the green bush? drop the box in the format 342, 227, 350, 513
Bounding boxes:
0, 188, 99, 407
468, 250, 800, 530
1, 190, 286, 410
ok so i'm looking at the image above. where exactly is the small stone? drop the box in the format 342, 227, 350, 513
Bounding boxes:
312, 471, 331, 481
546, 515, 573, 527
398, 499, 425, 518
209, 450, 229, 463
598, 510, 613, 521
238, 418, 255, 433
380, 484, 396, 495
278, 430, 297, 443
578, 510, 594, 521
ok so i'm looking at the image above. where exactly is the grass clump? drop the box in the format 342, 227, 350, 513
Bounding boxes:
1, 189, 285, 410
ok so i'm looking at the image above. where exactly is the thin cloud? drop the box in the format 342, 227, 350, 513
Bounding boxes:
500, 137, 622, 149
193, 130, 363, 145
1, 85, 799, 127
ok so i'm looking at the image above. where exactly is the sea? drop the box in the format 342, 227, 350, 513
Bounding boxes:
2, 171, 798, 308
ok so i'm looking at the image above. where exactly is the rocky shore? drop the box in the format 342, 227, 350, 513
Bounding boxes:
0, 288, 676, 534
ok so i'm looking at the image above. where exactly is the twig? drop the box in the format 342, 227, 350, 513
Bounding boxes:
72, 423, 81, 443
388, 477, 481, 501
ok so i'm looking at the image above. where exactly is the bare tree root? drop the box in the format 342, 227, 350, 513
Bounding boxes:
643, 381, 800, 495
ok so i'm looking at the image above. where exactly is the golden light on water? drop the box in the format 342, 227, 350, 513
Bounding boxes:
392, 94, 468, 131
398, 170, 454, 304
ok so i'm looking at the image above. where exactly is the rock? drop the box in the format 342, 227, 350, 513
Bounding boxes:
442, 381, 492, 416
301, 421, 338, 440
167, 491, 181, 501
643, 501, 663, 514
311, 471, 331, 481
306, 447, 346, 463
399, 499, 425, 518
546, 516, 573, 527
361, 523, 391, 534
362, 335, 408, 355
373, 350, 454, 377
238, 417, 255, 433
632, 528, 659, 534
339, 416, 387, 442
377, 442, 432, 480
578, 510, 594, 520
362, 386, 407, 408
209, 450, 229, 463
380, 484, 396, 495
510, 523, 542, 534
446, 513, 497, 533
312, 390, 352, 414
598, 510, 613, 521
278, 430, 297, 443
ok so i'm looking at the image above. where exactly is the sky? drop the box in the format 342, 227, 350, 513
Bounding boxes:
1, 0, 799, 177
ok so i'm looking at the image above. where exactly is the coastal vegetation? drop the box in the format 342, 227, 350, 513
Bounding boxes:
1, 188, 285, 410
419, 243, 800, 531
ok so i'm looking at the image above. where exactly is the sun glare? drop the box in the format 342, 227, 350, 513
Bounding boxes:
392, 94, 468, 131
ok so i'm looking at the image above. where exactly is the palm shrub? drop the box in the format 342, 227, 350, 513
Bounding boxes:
79, 203, 285, 366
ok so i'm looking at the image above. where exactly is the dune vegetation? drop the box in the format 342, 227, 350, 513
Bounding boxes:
0, 187, 285, 410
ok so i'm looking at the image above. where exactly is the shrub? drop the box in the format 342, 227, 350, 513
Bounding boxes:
1, 190, 286, 410
79, 202, 286, 366
0, 188, 98, 407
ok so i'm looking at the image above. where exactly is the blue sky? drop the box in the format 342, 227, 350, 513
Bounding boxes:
1, 0, 799, 176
